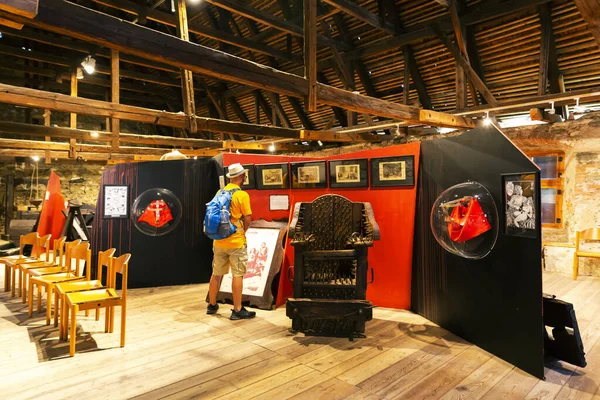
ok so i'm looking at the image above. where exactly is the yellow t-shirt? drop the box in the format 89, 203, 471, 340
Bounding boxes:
213, 183, 252, 249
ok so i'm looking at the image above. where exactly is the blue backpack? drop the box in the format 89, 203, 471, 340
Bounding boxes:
204, 188, 240, 240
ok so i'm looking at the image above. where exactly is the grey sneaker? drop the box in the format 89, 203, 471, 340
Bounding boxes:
207, 303, 219, 315
230, 307, 256, 320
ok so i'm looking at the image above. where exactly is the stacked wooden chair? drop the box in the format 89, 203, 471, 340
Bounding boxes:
2, 232, 132, 357
2, 232, 44, 297
62, 253, 131, 356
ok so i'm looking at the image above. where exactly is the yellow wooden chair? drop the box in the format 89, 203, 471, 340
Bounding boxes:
3, 232, 41, 297
55, 248, 115, 339
573, 227, 600, 280
64, 253, 131, 357
22, 238, 74, 305
18, 234, 55, 303
29, 242, 90, 325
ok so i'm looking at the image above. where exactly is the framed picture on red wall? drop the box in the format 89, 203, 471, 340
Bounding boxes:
291, 161, 327, 189
370, 155, 415, 187
255, 163, 290, 190
226, 164, 256, 189
329, 159, 369, 188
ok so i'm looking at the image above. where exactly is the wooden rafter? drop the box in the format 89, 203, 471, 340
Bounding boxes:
573, 0, 600, 49
91, 0, 302, 63
434, 27, 498, 106
304, 0, 317, 112
0, 0, 475, 129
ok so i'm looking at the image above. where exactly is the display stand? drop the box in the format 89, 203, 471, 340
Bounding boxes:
61, 204, 90, 241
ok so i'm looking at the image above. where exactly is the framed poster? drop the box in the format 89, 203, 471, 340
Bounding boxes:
103, 185, 129, 219
255, 163, 290, 190
502, 172, 539, 238
214, 220, 287, 309
370, 155, 415, 187
290, 161, 327, 189
329, 159, 368, 188
226, 164, 256, 189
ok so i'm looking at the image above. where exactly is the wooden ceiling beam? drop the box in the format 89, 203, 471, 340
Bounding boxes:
341, 0, 553, 62
321, 0, 396, 35
1, 26, 176, 73
434, 27, 498, 106
455, 86, 600, 116
91, 0, 301, 63
1, 0, 475, 130
573, 0, 600, 49
202, 0, 350, 51
0, 0, 37, 17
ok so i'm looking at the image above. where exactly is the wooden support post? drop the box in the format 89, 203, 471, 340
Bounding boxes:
4, 174, 14, 235
304, 0, 317, 112
69, 69, 77, 158
559, 73, 569, 120
530, 108, 563, 123
538, 7, 551, 96
43, 109, 51, 164
176, 0, 197, 133
111, 49, 120, 149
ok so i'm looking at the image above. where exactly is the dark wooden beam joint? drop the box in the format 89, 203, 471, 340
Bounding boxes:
304, 0, 317, 112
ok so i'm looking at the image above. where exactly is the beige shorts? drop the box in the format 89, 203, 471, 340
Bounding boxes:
212, 245, 248, 277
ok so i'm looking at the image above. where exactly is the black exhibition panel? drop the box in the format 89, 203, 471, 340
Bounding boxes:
91, 158, 220, 288
411, 125, 544, 379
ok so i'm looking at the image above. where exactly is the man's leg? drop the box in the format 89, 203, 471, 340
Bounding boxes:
232, 276, 243, 312
209, 274, 223, 306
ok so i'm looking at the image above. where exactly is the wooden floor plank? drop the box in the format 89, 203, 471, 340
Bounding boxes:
1, 270, 599, 400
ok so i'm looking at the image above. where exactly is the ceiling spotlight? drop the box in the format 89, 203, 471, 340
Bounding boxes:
81, 55, 96, 74
574, 98, 586, 113
90, 131, 99, 138
31, 155, 40, 162
236, 149, 240, 154
268, 144, 275, 152
76, 67, 84, 79
317, 140, 323, 146
483, 111, 491, 126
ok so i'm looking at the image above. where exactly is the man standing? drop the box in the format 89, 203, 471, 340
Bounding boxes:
207, 163, 256, 320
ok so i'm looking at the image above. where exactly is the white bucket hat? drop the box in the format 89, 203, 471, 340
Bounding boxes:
226, 163, 246, 178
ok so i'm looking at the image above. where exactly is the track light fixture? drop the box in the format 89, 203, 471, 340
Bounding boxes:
81, 55, 96, 74
574, 98, 586, 113
269, 143, 275, 152
483, 111, 491, 126
76, 67, 84, 80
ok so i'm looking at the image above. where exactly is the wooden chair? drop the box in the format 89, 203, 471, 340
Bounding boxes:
64, 253, 131, 357
573, 228, 600, 280
29, 242, 90, 325
3, 232, 40, 297
18, 234, 55, 303
56, 248, 115, 339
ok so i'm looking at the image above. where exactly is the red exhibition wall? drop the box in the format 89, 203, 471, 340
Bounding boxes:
222, 141, 420, 310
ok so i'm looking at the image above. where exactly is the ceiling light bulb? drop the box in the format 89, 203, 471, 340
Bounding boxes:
268, 144, 275, 152
81, 55, 96, 74
31, 155, 40, 162
317, 140, 323, 146
90, 131, 99, 138
483, 111, 491, 126
236, 149, 240, 154
76, 67, 84, 79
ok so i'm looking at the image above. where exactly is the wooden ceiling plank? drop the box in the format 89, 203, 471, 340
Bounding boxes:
92, 0, 301, 63
434, 27, 498, 106
0, 0, 37, 18
573, 0, 600, 49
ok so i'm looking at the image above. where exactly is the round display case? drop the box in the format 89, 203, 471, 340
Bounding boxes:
430, 181, 499, 260
132, 188, 182, 236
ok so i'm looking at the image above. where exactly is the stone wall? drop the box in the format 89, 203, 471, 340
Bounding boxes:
0, 161, 105, 233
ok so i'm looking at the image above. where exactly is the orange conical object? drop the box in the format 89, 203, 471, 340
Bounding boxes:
36, 171, 67, 249
447, 197, 492, 243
